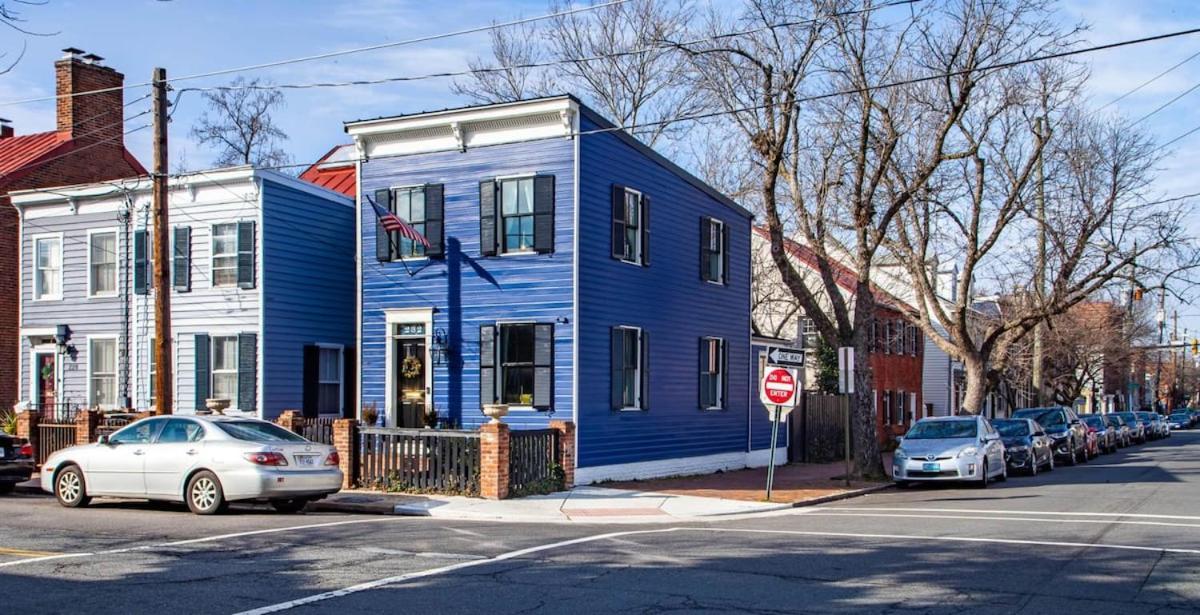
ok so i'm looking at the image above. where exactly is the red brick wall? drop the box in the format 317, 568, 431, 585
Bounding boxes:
56, 58, 126, 145
869, 305, 924, 444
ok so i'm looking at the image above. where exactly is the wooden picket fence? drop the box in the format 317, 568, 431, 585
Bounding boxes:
357, 427, 481, 496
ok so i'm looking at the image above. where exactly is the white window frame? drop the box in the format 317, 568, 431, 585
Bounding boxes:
209, 223, 239, 288
700, 336, 725, 410
316, 343, 344, 416
87, 228, 119, 298
703, 218, 724, 285
496, 320, 538, 410
619, 187, 643, 265
210, 334, 240, 406
87, 336, 119, 410
497, 176, 537, 255
389, 184, 431, 261
616, 325, 643, 412
32, 233, 64, 301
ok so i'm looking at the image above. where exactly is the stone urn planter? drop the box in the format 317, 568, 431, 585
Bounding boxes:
205, 398, 231, 416
482, 403, 509, 424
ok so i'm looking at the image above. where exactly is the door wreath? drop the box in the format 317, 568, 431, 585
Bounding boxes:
401, 356, 423, 379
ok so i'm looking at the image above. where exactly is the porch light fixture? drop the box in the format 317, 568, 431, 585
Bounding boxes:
54, 324, 74, 355
431, 328, 449, 366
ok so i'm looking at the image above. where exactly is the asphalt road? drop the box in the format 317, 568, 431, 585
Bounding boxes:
2, 432, 1200, 614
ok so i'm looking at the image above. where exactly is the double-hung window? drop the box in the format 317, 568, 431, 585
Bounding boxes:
211, 336, 239, 402
613, 327, 643, 410
89, 338, 117, 408
318, 347, 342, 413
148, 337, 157, 407
500, 178, 535, 253
480, 323, 554, 410
500, 324, 536, 406
700, 337, 725, 409
701, 218, 726, 284
393, 187, 427, 258
619, 189, 642, 263
211, 224, 238, 287
34, 236, 62, 300
88, 231, 117, 297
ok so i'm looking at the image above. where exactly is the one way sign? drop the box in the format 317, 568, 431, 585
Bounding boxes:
766, 346, 806, 368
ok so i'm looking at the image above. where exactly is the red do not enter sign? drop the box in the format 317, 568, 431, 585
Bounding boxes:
761, 367, 798, 406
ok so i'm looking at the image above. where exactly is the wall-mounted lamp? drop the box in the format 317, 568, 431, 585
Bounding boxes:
431, 327, 450, 366
54, 324, 74, 356
555, 316, 570, 325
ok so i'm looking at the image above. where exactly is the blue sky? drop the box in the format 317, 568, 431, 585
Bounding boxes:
2, 0, 1200, 335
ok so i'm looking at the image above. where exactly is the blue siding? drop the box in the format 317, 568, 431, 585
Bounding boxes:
576, 113, 753, 468
261, 179, 356, 418
359, 140, 576, 429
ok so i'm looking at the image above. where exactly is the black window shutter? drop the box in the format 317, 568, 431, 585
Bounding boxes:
610, 327, 623, 410
611, 184, 626, 260
639, 330, 649, 411
375, 188, 393, 262
699, 337, 710, 409
173, 226, 191, 292
532, 323, 554, 410
479, 325, 497, 404
238, 333, 258, 412
133, 230, 148, 295
700, 218, 711, 281
194, 333, 209, 411
720, 339, 728, 409
533, 175, 555, 254
342, 346, 356, 419
479, 181, 497, 256
721, 222, 730, 285
236, 221, 256, 289
301, 345, 319, 418
424, 184, 445, 258
641, 194, 650, 266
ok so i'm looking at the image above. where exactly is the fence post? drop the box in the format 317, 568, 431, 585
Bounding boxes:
548, 420, 575, 488
16, 410, 38, 454
75, 410, 101, 445
479, 422, 510, 500
332, 419, 358, 490
276, 410, 303, 435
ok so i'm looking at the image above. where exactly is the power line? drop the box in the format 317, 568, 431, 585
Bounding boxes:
1098, 48, 1200, 112
1133, 79, 1200, 125
0, 0, 639, 108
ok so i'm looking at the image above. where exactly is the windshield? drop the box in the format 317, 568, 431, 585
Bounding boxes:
1082, 416, 1105, 429
1114, 412, 1137, 422
905, 420, 978, 440
214, 421, 308, 443
993, 421, 1029, 437
1170, 413, 1189, 419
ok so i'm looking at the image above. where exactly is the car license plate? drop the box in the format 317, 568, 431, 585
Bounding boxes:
295, 454, 318, 467
922, 462, 940, 472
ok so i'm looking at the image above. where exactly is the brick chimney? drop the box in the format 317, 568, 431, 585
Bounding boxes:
0, 118, 12, 139
55, 48, 125, 146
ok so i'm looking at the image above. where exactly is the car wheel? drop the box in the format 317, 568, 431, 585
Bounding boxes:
1066, 442, 1078, 466
186, 471, 226, 515
0, 482, 14, 495
997, 463, 1008, 482
1029, 459, 1039, 477
55, 465, 91, 508
976, 461, 989, 489
1046, 452, 1055, 472
270, 498, 308, 514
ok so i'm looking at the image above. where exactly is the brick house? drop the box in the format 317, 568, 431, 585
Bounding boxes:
0, 48, 145, 412
751, 228, 923, 444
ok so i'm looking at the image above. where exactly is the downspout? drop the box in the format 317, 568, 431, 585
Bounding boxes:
119, 196, 132, 409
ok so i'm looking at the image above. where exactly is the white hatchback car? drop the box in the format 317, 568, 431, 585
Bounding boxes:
41, 415, 342, 514
892, 415, 1007, 487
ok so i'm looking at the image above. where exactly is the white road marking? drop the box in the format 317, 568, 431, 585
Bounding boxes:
798, 511, 1200, 530
815, 506, 1200, 521
0, 516, 409, 569
232, 526, 1200, 614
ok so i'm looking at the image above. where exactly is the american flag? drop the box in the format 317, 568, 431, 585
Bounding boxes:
371, 197, 430, 247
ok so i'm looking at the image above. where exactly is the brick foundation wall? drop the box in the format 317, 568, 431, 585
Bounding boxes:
479, 422, 510, 500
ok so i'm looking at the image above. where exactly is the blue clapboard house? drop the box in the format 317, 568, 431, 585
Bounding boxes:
348, 96, 778, 483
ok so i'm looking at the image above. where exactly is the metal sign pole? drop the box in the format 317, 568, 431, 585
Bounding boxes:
844, 402, 852, 488
766, 405, 781, 501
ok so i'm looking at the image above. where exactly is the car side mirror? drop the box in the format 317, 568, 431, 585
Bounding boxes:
896, 437, 903, 445
98, 434, 110, 445
1034, 431, 1045, 437
1070, 420, 1081, 426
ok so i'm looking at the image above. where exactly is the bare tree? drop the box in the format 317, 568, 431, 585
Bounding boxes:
451, 19, 557, 103
0, 1, 57, 74
191, 78, 291, 169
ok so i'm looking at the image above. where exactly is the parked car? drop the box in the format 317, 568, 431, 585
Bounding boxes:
0, 433, 34, 494
1081, 415, 1117, 454
1012, 406, 1089, 465
41, 415, 342, 515
1155, 413, 1172, 438
1136, 412, 1163, 440
892, 416, 1007, 488
992, 418, 1054, 476
1111, 412, 1146, 443
1105, 414, 1133, 447
1167, 412, 1192, 431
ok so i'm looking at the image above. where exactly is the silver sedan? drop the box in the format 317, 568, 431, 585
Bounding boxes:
41, 415, 342, 514
892, 416, 1007, 487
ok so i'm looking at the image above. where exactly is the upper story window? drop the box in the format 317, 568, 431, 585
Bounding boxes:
211, 223, 238, 287
375, 184, 444, 261
394, 187, 427, 258
34, 235, 62, 300
701, 217, 727, 284
479, 175, 554, 256
88, 231, 117, 297
611, 187, 648, 265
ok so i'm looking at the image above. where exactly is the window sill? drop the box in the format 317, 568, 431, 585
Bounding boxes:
31, 296, 63, 302
498, 250, 542, 258
704, 279, 725, 286
617, 407, 645, 412
618, 257, 644, 266
701, 406, 726, 412
87, 293, 119, 300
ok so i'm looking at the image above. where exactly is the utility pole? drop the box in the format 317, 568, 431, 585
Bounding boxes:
1155, 288, 1166, 413
1031, 116, 1047, 406
152, 67, 173, 415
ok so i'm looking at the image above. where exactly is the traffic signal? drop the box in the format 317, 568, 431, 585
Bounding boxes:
1133, 288, 1144, 301
1192, 339, 1198, 356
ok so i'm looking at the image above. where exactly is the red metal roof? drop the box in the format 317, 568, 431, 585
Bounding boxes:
0, 130, 71, 185
299, 144, 356, 197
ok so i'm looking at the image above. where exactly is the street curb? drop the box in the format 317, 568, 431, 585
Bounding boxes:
788, 483, 893, 509
13, 483, 44, 496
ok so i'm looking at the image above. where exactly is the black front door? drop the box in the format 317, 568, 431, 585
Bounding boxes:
395, 339, 426, 428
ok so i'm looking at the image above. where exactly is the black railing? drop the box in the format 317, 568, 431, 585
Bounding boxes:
36, 423, 75, 466
357, 427, 480, 496
509, 428, 562, 496
32, 402, 79, 424
301, 416, 338, 444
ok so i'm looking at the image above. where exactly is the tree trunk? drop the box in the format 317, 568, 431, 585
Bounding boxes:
960, 357, 988, 415
850, 284, 885, 480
